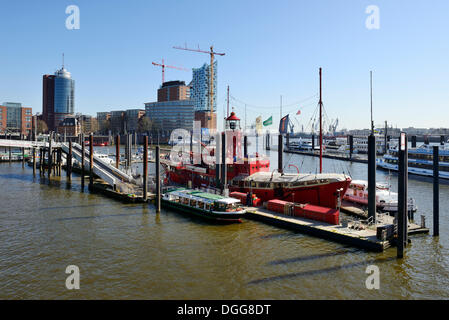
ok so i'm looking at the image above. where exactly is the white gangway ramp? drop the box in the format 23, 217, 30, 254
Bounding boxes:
61, 142, 136, 189
0, 139, 53, 148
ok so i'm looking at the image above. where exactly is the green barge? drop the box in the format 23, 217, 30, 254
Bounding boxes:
162, 188, 246, 223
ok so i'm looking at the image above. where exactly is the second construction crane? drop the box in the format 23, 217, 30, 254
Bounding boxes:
173, 45, 225, 114
152, 59, 188, 85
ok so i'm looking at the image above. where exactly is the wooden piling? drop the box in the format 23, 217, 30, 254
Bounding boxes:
244, 135, 248, 163
433, 146, 439, 236
215, 131, 222, 188
81, 133, 85, 187
221, 132, 227, 192
349, 135, 353, 160
67, 140, 72, 181
368, 134, 376, 223
412, 135, 417, 148
143, 136, 148, 201
266, 132, 270, 150
404, 136, 409, 245
48, 133, 52, 178
397, 132, 407, 258
89, 133, 93, 190
156, 145, 161, 213
39, 148, 42, 174
32, 147, 36, 175
278, 134, 283, 174
116, 135, 120, 169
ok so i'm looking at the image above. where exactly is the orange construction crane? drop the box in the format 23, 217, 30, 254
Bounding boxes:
173, 45, 225, 114
152, 59, 189, 84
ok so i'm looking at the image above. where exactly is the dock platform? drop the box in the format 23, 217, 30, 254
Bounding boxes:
244, 206, 429, 252
284, 149, 368, 163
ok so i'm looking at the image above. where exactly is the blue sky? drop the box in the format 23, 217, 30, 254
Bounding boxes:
0, 0, 448, 131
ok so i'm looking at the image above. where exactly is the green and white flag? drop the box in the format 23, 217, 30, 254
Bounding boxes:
263, 116, 273, 126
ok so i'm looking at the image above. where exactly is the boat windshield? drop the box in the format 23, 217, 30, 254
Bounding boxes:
215, 201, 242, 212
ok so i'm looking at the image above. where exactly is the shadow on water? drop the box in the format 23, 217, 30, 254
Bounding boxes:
0, 172, 35, 183
55, 211, 150, 221
267, 248, 361, 266
248, 257, 397, 285
40, 203, 122, 211
260, 232, 302, 239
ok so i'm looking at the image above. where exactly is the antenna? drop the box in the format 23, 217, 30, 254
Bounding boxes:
62, 53, 65, 69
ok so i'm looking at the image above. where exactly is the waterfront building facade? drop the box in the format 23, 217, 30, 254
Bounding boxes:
157, 81, 190, 102
97, 111, 111, 134
0, 102, 33, 135
145, 100, 194, 136
125, 109, 146, 133
110, 111, 125, 135
57, 117, 81, 136
76, 114, 99, 134
42, 66, 75, 131
190, 62, 217, 112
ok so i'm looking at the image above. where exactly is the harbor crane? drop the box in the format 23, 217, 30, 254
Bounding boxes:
173, 44, 225, 114
152, 59, 189, 84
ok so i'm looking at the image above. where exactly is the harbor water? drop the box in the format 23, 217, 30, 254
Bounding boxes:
1, 141, 449, 299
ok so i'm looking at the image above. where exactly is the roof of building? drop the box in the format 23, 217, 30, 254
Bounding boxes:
59, 117, 78, 126
237, 171, 349, 184
226, 112, 240, 121
162, 80, 186, 88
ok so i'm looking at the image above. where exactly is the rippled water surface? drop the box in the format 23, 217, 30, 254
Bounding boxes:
1, 143, 448, 299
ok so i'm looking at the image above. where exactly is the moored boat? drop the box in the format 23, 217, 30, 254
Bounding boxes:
161, 188, 246, 223
377, 143, 449, 180
343, 179, 417, 213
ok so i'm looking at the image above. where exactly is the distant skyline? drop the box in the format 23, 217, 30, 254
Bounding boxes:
0, 0, 448, 131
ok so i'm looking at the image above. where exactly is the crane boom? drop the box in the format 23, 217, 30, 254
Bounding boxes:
173, 45, 225, 115
152, 58, 188, 84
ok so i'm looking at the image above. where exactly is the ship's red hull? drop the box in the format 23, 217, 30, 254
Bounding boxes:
229, 179, 350, 209
165, 164, 351, 209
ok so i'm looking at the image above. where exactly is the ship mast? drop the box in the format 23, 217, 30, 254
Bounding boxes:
319, 68, 323, 174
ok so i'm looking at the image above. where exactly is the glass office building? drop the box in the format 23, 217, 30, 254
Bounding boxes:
145, 100, 194, 134
190, 62, 217, 112
4, 102, 22, 129
42, 66, 75, 131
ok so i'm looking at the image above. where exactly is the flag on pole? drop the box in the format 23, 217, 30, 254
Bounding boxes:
255, 116, 262, 134
296, 110, 301, 115
279, 115, 289, 134
263, 116, 273, 126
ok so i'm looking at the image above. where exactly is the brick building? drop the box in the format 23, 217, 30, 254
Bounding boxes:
157, 81, 190, 102
0, 102, 33, 135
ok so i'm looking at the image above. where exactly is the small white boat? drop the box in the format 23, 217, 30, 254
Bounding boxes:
343, 179, 417, 213
94, 152, 114, 165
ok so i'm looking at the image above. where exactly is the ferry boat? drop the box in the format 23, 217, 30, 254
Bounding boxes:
343, 180, 417, 213
161, 188, 246, 223
377, 143, 449, 180
353, 135, 385, 154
